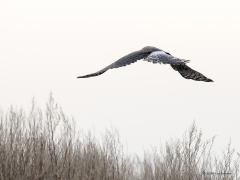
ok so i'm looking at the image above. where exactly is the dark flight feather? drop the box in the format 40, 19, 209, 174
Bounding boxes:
77, 50, 152, 78
171, 64, 213, 82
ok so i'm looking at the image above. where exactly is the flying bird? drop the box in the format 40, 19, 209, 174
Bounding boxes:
77, 46, 213, 82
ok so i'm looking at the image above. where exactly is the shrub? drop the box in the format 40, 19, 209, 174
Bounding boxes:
0, 96, 239, 180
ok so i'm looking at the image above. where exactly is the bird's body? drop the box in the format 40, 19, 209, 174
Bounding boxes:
145, 50, 190, 65
77, 46, 213, 82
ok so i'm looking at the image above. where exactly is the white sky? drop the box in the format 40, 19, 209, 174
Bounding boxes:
0, 0, 240, 154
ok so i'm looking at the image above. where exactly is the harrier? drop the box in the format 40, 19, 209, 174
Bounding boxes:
77, 46, 213, 82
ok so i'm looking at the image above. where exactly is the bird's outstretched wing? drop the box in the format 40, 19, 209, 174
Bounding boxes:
171, 64, 213, 82
77, 50, 151, 78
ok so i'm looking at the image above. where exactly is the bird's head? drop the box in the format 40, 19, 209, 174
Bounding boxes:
141, 46, 161, 53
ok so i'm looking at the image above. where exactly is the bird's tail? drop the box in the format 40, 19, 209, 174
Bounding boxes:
182, 59, 190, 63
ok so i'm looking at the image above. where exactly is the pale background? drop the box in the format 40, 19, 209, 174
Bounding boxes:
0, 0, 240, 154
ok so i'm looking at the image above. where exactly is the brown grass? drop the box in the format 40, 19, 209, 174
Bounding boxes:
0, 95, 239, 180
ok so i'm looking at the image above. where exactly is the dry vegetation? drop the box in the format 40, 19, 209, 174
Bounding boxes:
0, 96, 239, 180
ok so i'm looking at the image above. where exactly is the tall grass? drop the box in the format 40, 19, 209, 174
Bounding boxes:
0, 96, 239, 180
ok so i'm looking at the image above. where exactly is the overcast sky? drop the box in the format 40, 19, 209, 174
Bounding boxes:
0, 0, 240, 154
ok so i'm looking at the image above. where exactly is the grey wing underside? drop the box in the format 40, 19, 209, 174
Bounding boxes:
171, 64, 213, 82
77, 50, 150, 78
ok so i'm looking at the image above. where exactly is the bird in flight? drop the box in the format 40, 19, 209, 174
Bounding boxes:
77, 46, 213, 82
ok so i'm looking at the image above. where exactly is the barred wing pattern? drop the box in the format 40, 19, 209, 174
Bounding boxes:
77, 50, 151, 78
171, 64, 213, 82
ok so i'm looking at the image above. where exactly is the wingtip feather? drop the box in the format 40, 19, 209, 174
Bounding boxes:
206, 78, 214, 82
